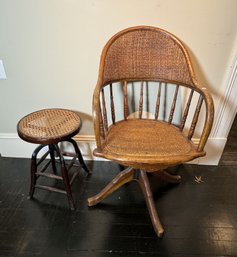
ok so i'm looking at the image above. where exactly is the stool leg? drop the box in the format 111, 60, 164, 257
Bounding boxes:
55, 145, 75, 210
49, 144, 57, 174
28, 144, 45, 199
67, 138, 91, 174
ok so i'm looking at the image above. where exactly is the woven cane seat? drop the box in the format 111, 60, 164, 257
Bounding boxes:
94, 119, 205, 170
17, 108, 81, 144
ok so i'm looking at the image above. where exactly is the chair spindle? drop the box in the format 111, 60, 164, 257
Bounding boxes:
163, 83, 167, 121
180, 89, 194, 131
110, 84, 115, 124
146, 81, 149, 114
168, 85, 179, 124
188, 95, 204, 139
155, 82, 161, 120
101, 88, 108, 132
139, 81, 144, 119
124, 81, 128, 120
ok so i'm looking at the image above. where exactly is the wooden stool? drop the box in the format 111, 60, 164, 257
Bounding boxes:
17, 108, 90, 210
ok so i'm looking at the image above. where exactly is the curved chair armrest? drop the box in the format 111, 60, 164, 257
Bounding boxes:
92, 82, 104, 152
197, 87, 214, 152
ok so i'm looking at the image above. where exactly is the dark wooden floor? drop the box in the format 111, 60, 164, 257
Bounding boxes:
219, 113, 237, 165
0, 116, 237, 256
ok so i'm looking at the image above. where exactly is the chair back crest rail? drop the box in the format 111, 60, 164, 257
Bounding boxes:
92, 26, 214, 154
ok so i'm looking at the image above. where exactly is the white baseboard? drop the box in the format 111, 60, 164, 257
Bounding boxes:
0, 133, 100, 161
0, 133, 226, 165
0, 133, 37, 158
195, 137, 227, 165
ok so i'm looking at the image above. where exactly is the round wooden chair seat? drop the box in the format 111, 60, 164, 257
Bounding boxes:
17, 108, 81, 144
94, 119, 205, 170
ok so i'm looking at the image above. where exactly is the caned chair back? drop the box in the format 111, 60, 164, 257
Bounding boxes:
100, 26, 196, 86
93, 26, 214, 155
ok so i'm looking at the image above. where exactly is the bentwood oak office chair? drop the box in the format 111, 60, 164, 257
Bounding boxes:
87, 26, 214, 237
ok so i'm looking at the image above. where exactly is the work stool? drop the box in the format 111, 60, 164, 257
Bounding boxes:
17, 108, 90, 210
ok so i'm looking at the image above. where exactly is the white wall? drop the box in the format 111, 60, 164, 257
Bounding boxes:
1, 0, 237, 163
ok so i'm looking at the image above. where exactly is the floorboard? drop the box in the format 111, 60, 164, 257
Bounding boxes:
0, 156, 237, 257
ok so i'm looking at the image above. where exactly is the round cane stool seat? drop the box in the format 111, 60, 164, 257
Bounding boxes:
17, 108, 81, 144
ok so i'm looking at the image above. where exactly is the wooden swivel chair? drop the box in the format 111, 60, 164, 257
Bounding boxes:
87, 26, 214, 237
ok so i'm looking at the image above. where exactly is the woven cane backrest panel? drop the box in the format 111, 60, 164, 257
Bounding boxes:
102, 28, 194, 86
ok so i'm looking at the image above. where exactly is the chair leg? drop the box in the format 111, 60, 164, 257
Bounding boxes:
28, 144, 46, 199
87, 167, 134, 206
28, 155, 37, 199
137, 170, 164, 238
49, 144, 57, 174
67, 138, 91, 174
55, 146, 75, 211
153, 170, 181, 183
61, 165, 75, 211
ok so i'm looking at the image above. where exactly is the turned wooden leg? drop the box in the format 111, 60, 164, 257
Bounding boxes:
87, 167, 134, 206
153, 170, 181, 184
61, 164, 75, 211
49, 144, 57, 174
56, 147, 75, 211
28, 144, 46, 199
137, 170, 164, 238
66, 138, 91, 174
28, 153, 37, 199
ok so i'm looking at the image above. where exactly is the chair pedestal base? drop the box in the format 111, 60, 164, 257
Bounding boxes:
152, 170, 181, 183
87, 168, 181, 237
